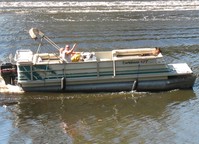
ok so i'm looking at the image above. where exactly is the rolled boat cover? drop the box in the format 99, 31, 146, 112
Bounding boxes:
29, 28, 39, 39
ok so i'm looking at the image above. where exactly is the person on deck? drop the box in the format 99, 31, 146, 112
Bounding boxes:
152, 47, 161, 56
60, 43, 77, 62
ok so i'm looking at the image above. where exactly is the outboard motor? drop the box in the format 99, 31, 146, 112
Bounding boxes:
0, 63, 17, 85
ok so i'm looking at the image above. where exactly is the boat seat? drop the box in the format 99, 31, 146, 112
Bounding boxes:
14, 49, 33, 63
112, 48, 163, 60
33, 53, 61, 64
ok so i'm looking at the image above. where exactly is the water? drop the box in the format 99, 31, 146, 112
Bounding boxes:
0, 0, 199, 143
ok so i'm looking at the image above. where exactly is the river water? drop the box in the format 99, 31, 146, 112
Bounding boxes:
1, 0, 199, 143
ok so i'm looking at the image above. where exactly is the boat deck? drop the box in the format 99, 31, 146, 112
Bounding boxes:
15, 48, 163, 64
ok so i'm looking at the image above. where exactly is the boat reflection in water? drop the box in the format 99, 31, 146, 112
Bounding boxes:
4, 90, 196, 143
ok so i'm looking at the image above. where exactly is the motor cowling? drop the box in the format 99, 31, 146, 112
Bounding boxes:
0, 63, 17, 85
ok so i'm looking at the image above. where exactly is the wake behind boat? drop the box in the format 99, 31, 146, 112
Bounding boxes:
0, 28, 196, 92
